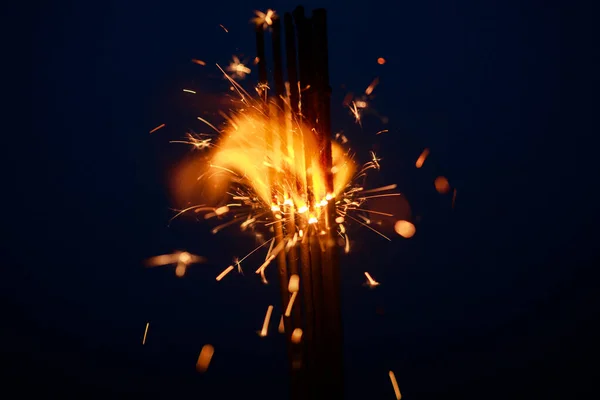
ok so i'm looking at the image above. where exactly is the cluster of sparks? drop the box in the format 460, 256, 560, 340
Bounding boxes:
144, 8, 457, 398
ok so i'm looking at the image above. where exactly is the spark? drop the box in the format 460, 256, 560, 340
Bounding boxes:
197, 116, 222, 134
196, 344, 215, 373
365, 77, 379, 96
291, 328, 303, 344
394, 220, 416, 238
285, 274, 299, 317
183, 89, 196, 94
216, 265, 234, 281
434, 176, 451, 194
219, 24, 229, 33
227, 56, 251, 79
169, 132, 212, 150
359, 184, 398, 194
253, 9, 277, 29
375, 129, 388, 135
349, 101, 361, 125
345, 214, 391, 241
415, 148, 430, 168
377, 57, 386, 65
144, 251, 205, 268
142, 322, 149, 345
191, 59, 206, 66
259, 305, 274, 337
149, 123, 165, 134
364, 271, 380, 287
389, 371, 402, 399
278, 315, 285, 333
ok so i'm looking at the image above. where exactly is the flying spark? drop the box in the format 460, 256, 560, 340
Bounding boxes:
389, 370, 402, 399
196, 344, 215, 373
142, 322, 149, 345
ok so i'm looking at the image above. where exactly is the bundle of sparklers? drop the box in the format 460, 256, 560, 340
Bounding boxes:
144, 6, 454, 400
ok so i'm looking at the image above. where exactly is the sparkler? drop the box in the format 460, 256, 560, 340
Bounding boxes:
144, 5, 457, 398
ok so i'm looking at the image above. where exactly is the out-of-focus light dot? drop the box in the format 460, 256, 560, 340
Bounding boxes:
377, 57, 386, 65
434, 176, 451, 194
394, 220, 415, 238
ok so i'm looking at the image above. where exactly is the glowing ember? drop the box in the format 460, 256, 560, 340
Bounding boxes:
434, 176, 451, 194
291, 328, 303, 344
415, 148, 430, 168
196, 344, 215, 373
377, 57, 386, 65
219, 24, 229, 33
394, 220, 415, 238
183, 89, 196, 94
191, 59, 206, 66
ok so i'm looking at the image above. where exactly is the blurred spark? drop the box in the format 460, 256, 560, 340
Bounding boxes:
389, 370, 402, 399
415, 148, 430, 169
219, 24, 229, 33
183, 89, 196, 94
149, 123, 165, 134
142, 322, 149, 345
259, 305, 274, 337
191, 59, 206, 66
364, 272, 380, 287
196, 344, 215, 373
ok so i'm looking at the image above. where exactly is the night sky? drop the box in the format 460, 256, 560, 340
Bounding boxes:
14, 0, 597, 398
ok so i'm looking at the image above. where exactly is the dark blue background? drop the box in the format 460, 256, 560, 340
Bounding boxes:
11, 0, 597, 398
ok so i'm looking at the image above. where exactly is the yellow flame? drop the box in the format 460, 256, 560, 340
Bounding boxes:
208, 107, 355, 220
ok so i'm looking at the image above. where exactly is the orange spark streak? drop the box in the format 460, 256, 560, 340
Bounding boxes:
415, 148, 430, 168
285, 292, 298, 317
142, 322, 149, 345
196, 344, 215, 373
149, 123, 165, 134
375, 129, 388, 135
389, 370, 402, 399
219, 24, 228, 33
191, 59, 206, 66
364, 271, 380, 286
216, 265, 234, 281
291, 328, 303, 344
365, 77, 379, 95
278, 315, 285, 333
260, 305, 274, 337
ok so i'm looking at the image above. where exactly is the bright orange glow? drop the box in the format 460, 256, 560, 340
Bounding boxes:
149, 123, 165, 134
285, 291, 298, 317
278, 315, 285, 333
207, 105, 355, 221
415, 148, 430, 168
291, 328, 303, 344
377, 57, 386, 65
227, 56, 251, 79
434, 176, 450, 194
394, 220, 415, 238
191, 59, 206, 66
196, 344, 215, 373
389, 370, 402, 399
